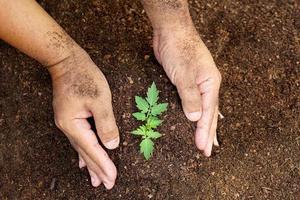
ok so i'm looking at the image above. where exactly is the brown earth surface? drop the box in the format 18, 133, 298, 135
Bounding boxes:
0, 0, 300, 199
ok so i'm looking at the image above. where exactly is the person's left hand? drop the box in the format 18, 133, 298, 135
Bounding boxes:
153, 26, 221, 156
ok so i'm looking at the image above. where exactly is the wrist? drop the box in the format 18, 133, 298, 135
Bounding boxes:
47, 46, 90, 79
142, 0, 193, 31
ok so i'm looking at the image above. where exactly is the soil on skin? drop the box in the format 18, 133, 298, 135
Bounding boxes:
0, 0, 299, 199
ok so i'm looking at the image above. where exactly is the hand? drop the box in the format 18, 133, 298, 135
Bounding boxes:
48, 49, 119, 189
153, 26, 221, 157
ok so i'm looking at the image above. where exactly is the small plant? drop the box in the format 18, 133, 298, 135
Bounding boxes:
131, 82, 168, 160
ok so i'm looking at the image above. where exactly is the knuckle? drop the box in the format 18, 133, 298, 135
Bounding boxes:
177, 82, 197, 95
100, 109, 110, 120
106, 125, 119, 135
99, 126, 119, 141
186, 84, 198, 91
95, 107, 114, 121
92, 141, 100, 148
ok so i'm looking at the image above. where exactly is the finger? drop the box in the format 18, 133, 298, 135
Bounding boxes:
176, 80, 202, 122
75, 136, 117, 189
69, 138, 105, 187
78, 148, 115, 189
195, 78, 219, 150
213, 134, 219, 146
78, 154, 87, 169
203, 106, 218, 157
91, 100, 120, 150
69, 139, 102, 187
88, 168, 101, 187
77, 146, 116, 189
214, 111, 222, 146
68, 118, 117, 189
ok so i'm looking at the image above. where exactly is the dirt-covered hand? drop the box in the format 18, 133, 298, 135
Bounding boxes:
153, 27, 221, 157
48, 49, 119, 189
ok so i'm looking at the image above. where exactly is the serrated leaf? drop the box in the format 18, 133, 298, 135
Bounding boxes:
151, 103, 168, 116
140, 138, 154, 160
146, 82, 159, 106
132, 127, 146, 136
147, 117, 162, 129
135, 96, 149, 113
147, 130, 162, 139
132, 112, 146, 121
132, 125, 147, 136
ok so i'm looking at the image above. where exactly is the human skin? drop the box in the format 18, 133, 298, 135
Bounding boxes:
0, 0, 119, 189
0, 0, 221, 189
142, 0, 221, 156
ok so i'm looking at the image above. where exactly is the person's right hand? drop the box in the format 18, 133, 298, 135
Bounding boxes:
48, 49, 119, 189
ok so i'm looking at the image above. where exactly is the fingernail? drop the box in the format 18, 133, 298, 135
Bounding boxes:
91, 176, 95, 185
214, 139, 220, 147
213, 135, 219, 146
187, 112, 201, 121
105, 137, 120, 149
103, 182, 114, 190
79, 159, 84, 168
205, 151, 211, 157
91, 176, 100, 187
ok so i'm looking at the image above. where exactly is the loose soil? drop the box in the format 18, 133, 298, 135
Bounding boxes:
0, 0, 299, 199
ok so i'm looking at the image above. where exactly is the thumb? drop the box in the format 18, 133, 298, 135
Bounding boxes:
176, 82, 202, 122
91, 102, 120, 150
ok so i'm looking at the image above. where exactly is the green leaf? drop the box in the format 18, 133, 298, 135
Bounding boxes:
151, 103, 168, 116
135, 96, 149, 113
147, 130, 162, 139
147, 117, 162, 129
132, 112, 146, 121
140, 138, 154, 160
132, 126, 146, 136
146, 82, 159, 106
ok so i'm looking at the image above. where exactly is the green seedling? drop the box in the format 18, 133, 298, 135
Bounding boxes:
131, 82, 168, 160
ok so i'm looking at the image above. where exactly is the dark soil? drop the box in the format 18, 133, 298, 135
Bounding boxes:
0, 0, 299, 199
